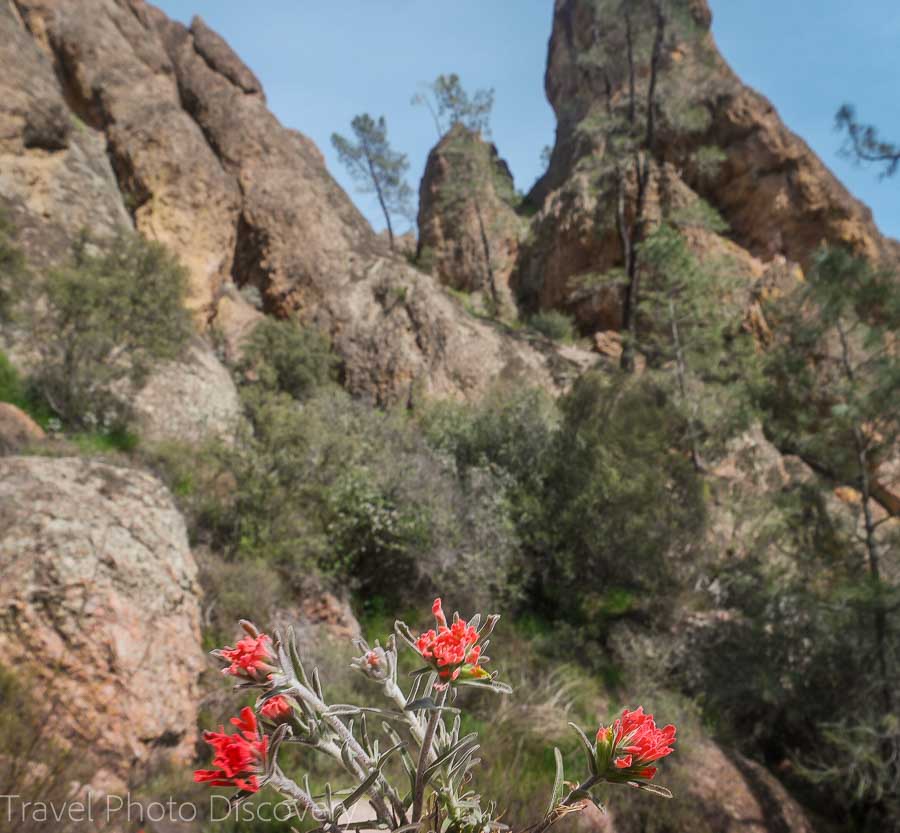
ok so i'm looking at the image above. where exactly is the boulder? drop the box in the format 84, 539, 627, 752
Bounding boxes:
562, 739, 816, 833
0, 401, 45, 451
0, 456, 205, 791
132, 340, 241, 445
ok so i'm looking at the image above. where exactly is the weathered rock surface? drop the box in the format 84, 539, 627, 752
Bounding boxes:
132, 339, 241, 445
0, 456, 204, 790
418, 125, 524, 319
12, 0, 241, 314
504, 0, 898, 333
3, 0, 584, 405
538, 0, 893, 261
683, 742, 815, 833
0, 1, 130, 268
565, 738, 815, 833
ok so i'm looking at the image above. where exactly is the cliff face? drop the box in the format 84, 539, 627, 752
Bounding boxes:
1, 0, 587, 407
536, 0, 893, 263
421, 0, 896, 335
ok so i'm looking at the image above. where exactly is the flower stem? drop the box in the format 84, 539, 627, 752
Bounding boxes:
531, 776, 600, 833
412, 690, 446, 824
268, 767, 327, 823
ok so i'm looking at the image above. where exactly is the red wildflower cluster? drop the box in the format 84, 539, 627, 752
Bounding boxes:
194, 708, 268, 793
260, 695, 293, 722
217, 633, 276, 682
595, 707, 676, 782
415, 598, 486, 684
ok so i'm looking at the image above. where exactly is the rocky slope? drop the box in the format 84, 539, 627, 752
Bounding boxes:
1, 0, 590, 407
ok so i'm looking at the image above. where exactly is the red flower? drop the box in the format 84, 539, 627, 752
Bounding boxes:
595, 707, 676, 782
194, 708, 268, 793
260, 695, 292, 722
217, 633, 276, 682
415, 598, 487, 685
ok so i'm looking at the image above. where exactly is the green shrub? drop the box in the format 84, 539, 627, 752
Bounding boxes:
236, 318, 337, 401
0, 350, 26, 408
0, 208, 27, 323
70, 425, 140, 454
325, 467, 431, 597
528, 309, 576, 342
535, 373, 705, 626
22, 229, 192, 429
0, 350, 56, 430
423, 376, 705, 639
147, 380, 528, 611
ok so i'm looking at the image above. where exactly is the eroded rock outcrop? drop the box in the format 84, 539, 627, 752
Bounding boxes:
0, 1, 130, 268
418, 125, 525, 319
568, 738, 815, 833
0, 456, 204, 791
510, 0, 897, 333
11, 0, 241, 313
3, 0, 585, 406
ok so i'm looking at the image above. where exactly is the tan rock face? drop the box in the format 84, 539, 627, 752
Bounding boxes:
684, 742, 815, 833
513, 0, 897, 333
0, 1, 131, 268
418, 125, 524, 319
2, 1, 579, 406
0, 456, 205, 790
557, 735, 814, 833
11, 0, 241, 315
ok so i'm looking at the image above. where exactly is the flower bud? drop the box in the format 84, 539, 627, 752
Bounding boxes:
351, 640, 390, 681
260, 694, 293, 723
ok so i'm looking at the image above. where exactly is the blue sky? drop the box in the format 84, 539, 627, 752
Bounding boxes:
153, 1, 899, 240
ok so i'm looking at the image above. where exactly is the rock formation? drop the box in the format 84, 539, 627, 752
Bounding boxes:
132, 339, 241, 445
419, 0, 898, 336
1, 0, 589, 407
0, 456, 204, 791
0, 1, 130, 268
535, 0, 895, 262
417, 125, 524, 319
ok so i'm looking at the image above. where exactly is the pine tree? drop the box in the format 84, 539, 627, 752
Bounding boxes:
637, 222, 756, 469
760, 246, 900, 729
331, 115, 413, 252
836, 105, 900, 178
412, 73, 494, 139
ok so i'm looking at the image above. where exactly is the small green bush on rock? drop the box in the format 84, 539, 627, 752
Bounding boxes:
22, 230, 192, 430
528, 309, 576, 342
237, 318, 337, 401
